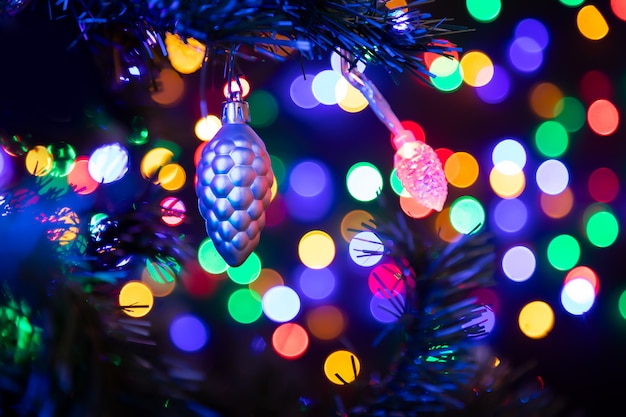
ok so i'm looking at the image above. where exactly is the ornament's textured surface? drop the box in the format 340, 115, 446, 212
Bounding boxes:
196, 123, 274, 266
394, 137, 448, 212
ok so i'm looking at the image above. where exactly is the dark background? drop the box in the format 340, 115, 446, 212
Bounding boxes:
1, 1, 626, 415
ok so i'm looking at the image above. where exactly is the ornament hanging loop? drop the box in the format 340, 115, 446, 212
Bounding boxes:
339, 49, 404, 137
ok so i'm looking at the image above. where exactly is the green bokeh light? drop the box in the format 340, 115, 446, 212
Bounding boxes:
270, 155, 286, 188
198, 238, 229, 274
535, 120, 569, 157
559, 0, 584, 7
248, 90, 279, 128
449, 196, 485, 234
227, 288, 263, 324
555, 96, 586, 132
618, 290, 626, 320
466, 0, 502, 23
48, 143, 77, 177
430, 57, 464, 92
227, 252, 262, 284
546, 234, 580, 271
146, 255, 180, 283
586, 210, 619, 248
389, 168, 405, 196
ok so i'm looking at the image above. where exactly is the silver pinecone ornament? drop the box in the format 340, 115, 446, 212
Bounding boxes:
196, 94, 274, 266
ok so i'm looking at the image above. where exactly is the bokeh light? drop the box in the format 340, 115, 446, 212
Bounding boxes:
518, 300, 554, 339
534, 120, 568, 158
492, 138, 526, 172
435, 207, 461, 243
271, 323, 309, 359
298, 230, 335, 269
227, 251, 262, 284
228, 288, 263, 324
466, 0, 501, 23
151, 68, 185, 106
460, 50, 494, 87
540, 187, 574, 219
312, 70, 342, 105
588, 167, 619, 203
289, 159, 329, 197
449, 196, 485, 234
585, 208, 619, 248
587, 99, 619, 136
48, 142, 76, 177
340, 209, 375, 242
25, 145, 53, 177
88, 143, 129, 184
547, 234, 580, 271
508, 36, 543, 73
370, 291, 405, 323
535, 159, 569, 195
444, 151, 479, 188
565, 266, 600, 295
493, 198, 528, 233
249, 268, 284, 298
429, 56, 463, 92
555, 96, 586, 132
306, 305, 345, 340
561, 278, 596, 315
475, 64, 510, 104
298, 267, 336, 300
348, 231, 384, 267
198, 237, 229, 274
335, 77, 369, 113
290, 74, 320, 109
165, 33, 205, 74
67, 156, 99, 195
612, 0, 626, 20
368, 262, 404, 298
515, 18, 550, 50
248, 90, 279, 128
169, 314, 209, 352
223, 78, 251, 98
324, 350, 360, 385
141, 147, 174, 182
142, 257, 178, 297
195, 115, 222, 141
577, 5, 609, 40
502, 245, 536, 282
530, 82, 563, 119
119, 281, 154, 318
158, 163, 186, 191
262, 285, 301, 323
346, 162, 383, 202
160, 196, 186, 226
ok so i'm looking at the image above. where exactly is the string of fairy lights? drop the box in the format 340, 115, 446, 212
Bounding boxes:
2, 0, 626, 380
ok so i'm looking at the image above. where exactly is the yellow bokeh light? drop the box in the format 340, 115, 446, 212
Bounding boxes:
119, 281, 154, 318
223, 78, 251, 98
518, 300, 554, 339
340, 209, 375, 242
385, 0, 407, 8
25, 145, 53, 176
151, 68, 185, 106
336, 78, 369, 113
489, 165, 525, 199
141, 147, 174, 182
577, 5, 609, 40
270, 174, 278, 202
164, 32, 206, 74
460, 50, 494, 87
444, 151, 479, 188
158, 163, 187, 191
195, 115, 222, 141
529, 82, 564, 118
324, 350, 361, 385
298, 230, 336, 269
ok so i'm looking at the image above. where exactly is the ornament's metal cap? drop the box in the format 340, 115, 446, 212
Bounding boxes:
222, 99, 251, 124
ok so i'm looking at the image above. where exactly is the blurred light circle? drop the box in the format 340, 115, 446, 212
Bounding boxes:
518, 300, 554, 339
330, 50, 367, 73
435, 207, 461, 243
227, 251, 262, 284
197, 237, 229, 274
399, 195, 433, 219
165, 33, 205, 74
169, 314, 209, 352
312, 70, 343, 105
475, 64, 510, 104
370, 291, 404, 323
298, 267, 336, 300
151, 68, 185, 106
160, 196, 186, 226
223, 78, 251, 98
195, 115, 222, 141
349, 231, 384, 267
529, 82, 563, 119
25, 145, 53, 176
48, 142, 77, 177
547, 234, 580, 271
449, 196, 485, 234
306, 305, 345, 340
290, 74, 320, 109
466, 0, 501, 23
324, 350, 361, 385
262, 285, 301, 323
587, 99, 619, 136
119, 281, 154, 318
336, 78, 369, 113
535, 159, 569, 195
561, 278, 596, 315
534, 120, 568, 158
444, 151, 479, 188
491, 138, 526, 173
515, 18, 549, 50
555, 96, 586, 132
368, 262, 404, 298
460, 50, 494, 87
493, 198, 527, 233
142, 258, 178, 297
289, 160, 328, 197
501, 245, 535, 282
585, 209, 619, 248
429, 57, 463, 92
508, 36, 543, 73
565, 266, 599, 295
298, 230, 335, 269
247, 90, 279, 128
340, 209, 375, 243
346, 162, 383, 202
249, 268, 284, 298
577, 5, 609, 40
158, 163, 186, 191
588, 167, 619, 203
271, 323, 309, 359
540, 187, 574, 219
141, 147, 174, 183
88, 142, 129, 184
580, 70, 612, 104
228, 288, 263, 324
67, 156, 99, 195
611, 0, 626, 20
